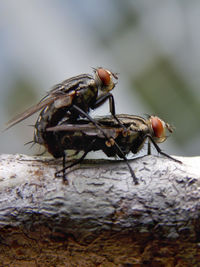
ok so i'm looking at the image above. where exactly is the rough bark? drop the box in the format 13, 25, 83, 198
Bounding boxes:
0, 153, 200, 266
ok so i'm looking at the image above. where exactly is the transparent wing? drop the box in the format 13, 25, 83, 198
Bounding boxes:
5, 74, 93, 130
46, 124, 97, 132
46, 123, 121, 139
5, 96, 56, 130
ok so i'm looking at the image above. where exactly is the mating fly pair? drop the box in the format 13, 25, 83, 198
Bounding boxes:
6, 67, 131, 177
6, 67, 181, 184
6, 67, 119, 146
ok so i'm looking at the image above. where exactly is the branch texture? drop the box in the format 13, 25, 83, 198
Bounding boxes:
0, 154, 200, 266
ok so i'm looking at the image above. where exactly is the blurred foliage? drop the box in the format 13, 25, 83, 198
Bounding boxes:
133, 57, 200, 145
5, 76, 38, 117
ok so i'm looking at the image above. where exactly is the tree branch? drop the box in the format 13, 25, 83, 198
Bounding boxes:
0, 153, 200, 266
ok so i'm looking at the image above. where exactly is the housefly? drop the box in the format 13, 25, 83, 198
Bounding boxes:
6, 68, 119, 145
46, 114, 182, 184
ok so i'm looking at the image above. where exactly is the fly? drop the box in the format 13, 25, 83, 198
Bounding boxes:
46, 114, 182, 184
6, 68, 119, 145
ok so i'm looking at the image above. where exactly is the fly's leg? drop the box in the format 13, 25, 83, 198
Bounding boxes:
56, 150, 90, 177
62, 151, 67, 182
55, 140, 96, 180
113, 141, 138, 185
146, 134, 182, 164
147, 140, 151, 155
56, 138, 138, 185
93, 93, 127, 131
55, 151, 68, 182
72, 104, 113, 140
72, 105, 138, 184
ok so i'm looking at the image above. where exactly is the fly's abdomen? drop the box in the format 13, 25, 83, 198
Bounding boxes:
34, 104, 56, 144
34, 104, 68, 144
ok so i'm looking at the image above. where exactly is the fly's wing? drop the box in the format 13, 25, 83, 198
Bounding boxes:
45, 114, 147, 137
96, 114, 147, 126
5, 74, 93, 130
5, 96, 57, 130
46, 124, 96, 132
5, 91, 75, 130
46, 124, 120, 139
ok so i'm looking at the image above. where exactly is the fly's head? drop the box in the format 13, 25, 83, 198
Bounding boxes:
93, 67, 118, 93
149, 116, 173, 143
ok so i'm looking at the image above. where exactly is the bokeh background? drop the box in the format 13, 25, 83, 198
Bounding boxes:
0, 0, 200, 158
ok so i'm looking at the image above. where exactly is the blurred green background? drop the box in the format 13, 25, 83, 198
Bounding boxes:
0, 0, 199, 157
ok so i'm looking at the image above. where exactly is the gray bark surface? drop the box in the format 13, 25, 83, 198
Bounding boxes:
0, 153, 200, 266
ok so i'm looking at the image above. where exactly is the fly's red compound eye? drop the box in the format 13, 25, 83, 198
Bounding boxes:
97, 68, 111, 86
151, 116, 164, 138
